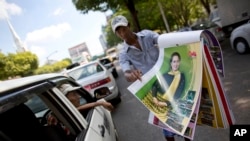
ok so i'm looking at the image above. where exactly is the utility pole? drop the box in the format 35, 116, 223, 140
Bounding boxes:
157, 0, 170, 33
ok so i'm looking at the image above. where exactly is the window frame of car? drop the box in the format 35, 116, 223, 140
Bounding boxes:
0, 75, 99, 139
46, 77, 98, 126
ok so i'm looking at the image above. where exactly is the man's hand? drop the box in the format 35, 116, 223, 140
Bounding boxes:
124, 70, 142, 82
99, 101, 114, 111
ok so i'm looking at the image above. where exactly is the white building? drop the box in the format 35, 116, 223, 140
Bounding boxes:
68, 42, 91, 64
6, 19, 28, 53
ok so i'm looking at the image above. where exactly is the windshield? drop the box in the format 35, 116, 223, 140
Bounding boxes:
67, 63, 104, 80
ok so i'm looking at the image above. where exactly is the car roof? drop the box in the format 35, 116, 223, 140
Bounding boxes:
0, 73, 63, 93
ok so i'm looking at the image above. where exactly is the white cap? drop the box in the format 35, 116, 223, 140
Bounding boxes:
111, 15, 128, 33
59, 84, 80, 95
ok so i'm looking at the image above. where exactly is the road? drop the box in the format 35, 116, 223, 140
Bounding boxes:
111, 38, 250, 141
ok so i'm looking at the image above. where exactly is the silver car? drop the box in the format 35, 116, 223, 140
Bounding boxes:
230, 20, 250, 54
191, 20, 225, 42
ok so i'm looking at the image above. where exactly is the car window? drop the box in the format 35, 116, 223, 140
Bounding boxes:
67, 63, 104, 80
23, 92, 79, 141
25, 95, 48, 115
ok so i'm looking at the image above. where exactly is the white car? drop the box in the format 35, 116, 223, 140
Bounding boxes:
106, 47, 118, 61
230, 20, 250, 54
65, 60, 121, 105
0, 73, 119, 141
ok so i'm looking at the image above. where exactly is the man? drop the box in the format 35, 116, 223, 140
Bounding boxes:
111, 15, 190, 141
59, 83, 114, 112
47, 84, 113, 131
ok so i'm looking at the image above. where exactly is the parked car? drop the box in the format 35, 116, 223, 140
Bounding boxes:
191, 20, 225, 42
230, 20, 250, 54
0, 73, 119, 141
106, 47, 118, 61
65, 60, 121, 105
99, 57, 118, 78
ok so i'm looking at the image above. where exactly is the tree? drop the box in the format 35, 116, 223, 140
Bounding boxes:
199, 0, 217, 15
72, 0, 144, 32
8, 52, 38, 77
34, 59, 71, 75
0, 52, 38, 80
0, 53, 7, 80
160, 0, 206, 29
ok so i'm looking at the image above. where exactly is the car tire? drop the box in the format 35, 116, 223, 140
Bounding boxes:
108, 93, 121, 106
234, 38, 249, 54
112, 69, 119, 78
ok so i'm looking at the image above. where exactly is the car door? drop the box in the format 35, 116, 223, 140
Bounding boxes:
50, 81, 117, 141
83, 105, 117, 141
59, 85, 117, 141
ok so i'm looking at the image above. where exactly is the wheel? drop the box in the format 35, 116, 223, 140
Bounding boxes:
108, 93, 121, 106
112, 69, 118, 78
234, 38, 249, 54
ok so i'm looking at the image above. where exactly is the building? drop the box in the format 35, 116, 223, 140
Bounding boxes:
6, 19, 28, 53
99, 33, 108, 51
68, 42, 91, 64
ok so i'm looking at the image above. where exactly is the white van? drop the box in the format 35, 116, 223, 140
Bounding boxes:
0, 73, 119, 141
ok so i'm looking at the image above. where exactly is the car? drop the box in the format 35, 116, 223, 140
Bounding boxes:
106, 47, 118, 61
0, 73, 119, 141
191, 20, 225, 42
178, 27, 192, 32
230, 20, 250, 54
65, 60, 121, 105
99, 57, 119, 78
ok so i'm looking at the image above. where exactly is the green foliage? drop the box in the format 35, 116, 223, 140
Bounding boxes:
0, 52, 38, 80
62, 58, 72, 64
34, 59, 71, 75
72, 0, 213, 47
0, 50, 72, 80
0, 53, 7, 80
72, 0, 146, 13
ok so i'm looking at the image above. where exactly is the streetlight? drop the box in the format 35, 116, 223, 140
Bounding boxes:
46, 50, 58, 65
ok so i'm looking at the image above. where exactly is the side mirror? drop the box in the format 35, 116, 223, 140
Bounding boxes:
94, 87, 111, 99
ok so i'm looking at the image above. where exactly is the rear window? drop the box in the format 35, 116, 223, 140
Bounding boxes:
67, 63, 104, 80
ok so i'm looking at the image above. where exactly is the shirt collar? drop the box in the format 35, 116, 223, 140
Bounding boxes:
124, 32, 145, 52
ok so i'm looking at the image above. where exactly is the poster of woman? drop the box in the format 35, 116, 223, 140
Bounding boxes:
128, 42, 203, 135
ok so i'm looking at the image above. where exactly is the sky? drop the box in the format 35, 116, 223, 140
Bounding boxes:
0, 0, 111, 66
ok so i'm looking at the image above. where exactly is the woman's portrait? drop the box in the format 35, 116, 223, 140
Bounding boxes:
151, 52, 185, 108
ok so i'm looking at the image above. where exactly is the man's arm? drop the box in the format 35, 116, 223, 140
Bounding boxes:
119, 47, 142, 82
77, 101, 114, 112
